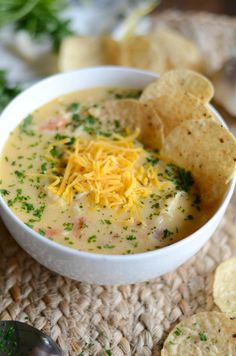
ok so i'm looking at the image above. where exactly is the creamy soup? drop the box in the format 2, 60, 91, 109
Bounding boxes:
0, 88, 213, 254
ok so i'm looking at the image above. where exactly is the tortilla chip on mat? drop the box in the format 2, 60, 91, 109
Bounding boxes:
161, 311, 236, 356
213, 258, 236, 315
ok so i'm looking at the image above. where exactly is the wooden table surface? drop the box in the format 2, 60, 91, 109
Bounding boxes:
159, 0, 236, 16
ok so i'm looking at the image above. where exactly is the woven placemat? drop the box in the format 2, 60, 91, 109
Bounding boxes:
1, 11, 236, 356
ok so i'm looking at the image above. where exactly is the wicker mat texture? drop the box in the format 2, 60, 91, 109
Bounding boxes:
1, 11, 236, 356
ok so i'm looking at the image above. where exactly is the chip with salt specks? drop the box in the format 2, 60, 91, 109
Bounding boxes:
160, 119, 236, 205
161, 311, 236, 356
89, 99, 164, 150
140, 69, 214, 104
213, 258, 236, 315
147, 92, 216, 137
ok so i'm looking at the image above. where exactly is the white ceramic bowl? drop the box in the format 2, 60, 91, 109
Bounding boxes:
0, 67, 235, 285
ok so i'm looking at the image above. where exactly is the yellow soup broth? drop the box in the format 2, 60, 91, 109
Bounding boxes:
0, 88, 213, 254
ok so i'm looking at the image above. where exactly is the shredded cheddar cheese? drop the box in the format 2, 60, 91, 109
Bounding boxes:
47, 130, 161, 217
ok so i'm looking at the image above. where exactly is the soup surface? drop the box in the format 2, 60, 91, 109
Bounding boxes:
0, 88, 214, 254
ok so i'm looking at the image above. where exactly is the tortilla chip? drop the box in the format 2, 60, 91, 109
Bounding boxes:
102, 36, 120, 65
119, 35, 167, 74
213, 258, 236, 315
140, 103, 164, 150
148, 92, 216, 137
160, 119, 236, 204
59, 36, 104, 71
89, 100, 164, 150
161, 311, 236, 356
151, 30, 203, 73
89, 99, 142, 132
140, 69, 214, 104
58, 36, 119, 71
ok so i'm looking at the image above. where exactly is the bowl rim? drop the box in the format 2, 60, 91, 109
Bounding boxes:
0, 65, 235, 261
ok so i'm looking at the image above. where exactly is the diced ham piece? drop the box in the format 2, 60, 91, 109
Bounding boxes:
45, 228, 60, 237
40, 117, 69, 132
73, 217, 86, 237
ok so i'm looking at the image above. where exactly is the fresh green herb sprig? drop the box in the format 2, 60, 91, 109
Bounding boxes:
0, 0, 73, 51
0, 70, 21, 112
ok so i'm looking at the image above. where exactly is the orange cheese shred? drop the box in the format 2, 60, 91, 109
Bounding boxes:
47, 130, 161, 216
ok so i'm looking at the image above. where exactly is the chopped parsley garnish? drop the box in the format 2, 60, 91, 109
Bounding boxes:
38, 228, 45, 236
19, 115, 34, 136
83, 126, 95, 135
174, 327, 182, 336
146, 157, 159, 166
88, 235, 96, 243
166, 164, 194, 192
103, 244, 115, 249
0, 189, 10, 196
14, 170, 25, 181
33, 205, 45, 220
175, 167, 194, 192
114, 120, 120, 128
163, 229, 173, 239
99, 131, 112, 137
54, 133, 67, 140
151, 202, 160, 209
41, 162, 47, 174
71, 113, 81, 124
102, 219, 112, 225
50, 146, 60, 158
185, 214, 193, 221
192, 193, 201, 211
54, 133, 75, 145
126, 235, 136, 241
199, 332, 207, 341
113, 90, 142, 100
67, 102, 80, 112
85, 115, 96, 125
63, 222, 74, 231
22, 202, 34, 213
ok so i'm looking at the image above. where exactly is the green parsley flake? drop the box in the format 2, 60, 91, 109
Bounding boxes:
38, 228, 45, 236
20, 115, 34, 136
41, 162, 47, 174
185, 214, 194, 221
146, 157, 159, 166
163, 229, 173, 239
199, 332, 207, 341
126, 235, 136, 241
102, 219, 112, 225
174, 327, 182, 336
103, 244, 115, 249
166, 164, 194, 192
88, 235, 96, 243
14, 170, 25, 179
68, 102, 80, 112
50, 146, 60, 158
63, 222, 74, 231
0, 189, 10, 196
